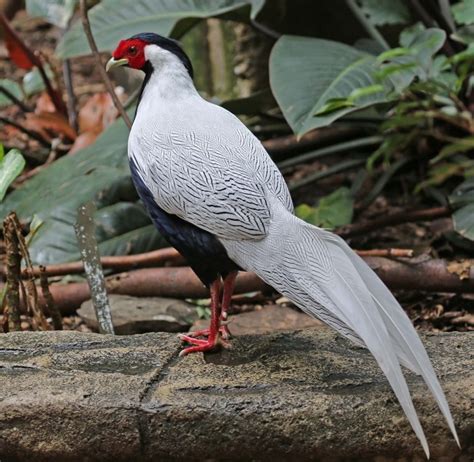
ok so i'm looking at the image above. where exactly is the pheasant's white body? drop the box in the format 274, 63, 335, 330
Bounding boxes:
129, 44, 459, 457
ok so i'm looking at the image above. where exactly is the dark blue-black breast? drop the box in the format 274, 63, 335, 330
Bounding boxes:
129, 156, 239, 287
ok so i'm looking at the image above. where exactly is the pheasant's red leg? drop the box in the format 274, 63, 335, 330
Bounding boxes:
179, 279, 223, 356
183, 271, 238, 341
220, 271, 238, 340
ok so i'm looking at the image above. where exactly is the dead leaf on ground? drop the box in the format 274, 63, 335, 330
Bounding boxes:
24, 111, 76, 141
78, 92, 118, 134
35, 92, 56, 113
446, 260, 472, 280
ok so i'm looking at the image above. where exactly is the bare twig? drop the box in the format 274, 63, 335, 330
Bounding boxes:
337, 206, 451, 238
79, 0, 132, 129
22, 270, 49, 331
0, 247, 184, 278
0, 116, 50, 147
356, 248, 414, 258
0, 85, 32, 112
63, 60, 78, 132
3, 213, 22, 331
262, 126, 364, 160
39, 266, 62, 330
250, 20, 281, 40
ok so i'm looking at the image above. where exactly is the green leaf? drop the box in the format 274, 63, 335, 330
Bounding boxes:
453, 203, 474, 240
22, 65, 54, 97
449, 177, 474, 208
26, 0, 77, 28
0, 111, 169, 264
270, 36, 389, 136
57, 0, 264, 58
0, 79, 23, 107
452, 0, 474, 26
295, 187, 354, 229
0, 149, 26, 202
359, 0, 412, 26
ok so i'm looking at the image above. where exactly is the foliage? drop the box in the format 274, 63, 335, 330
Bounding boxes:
358, 0, 412, 26
270, 36, 387, 136
26, 0, 77, 29
0, 116, 166, 264
57, 0, 264, 58
0, 147, 25, 202
270, 1, 474, 243
295, 187, 354, 229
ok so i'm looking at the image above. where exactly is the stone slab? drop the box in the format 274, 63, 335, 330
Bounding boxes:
0, 329, 472, 461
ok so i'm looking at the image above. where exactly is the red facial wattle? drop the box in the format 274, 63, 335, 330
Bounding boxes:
112, 38, 147, 69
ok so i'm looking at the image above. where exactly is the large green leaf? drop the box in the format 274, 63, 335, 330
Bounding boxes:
0, 79, 22, 107
0, 113, 168, 264
26, 0, 77, 28
452, 0, 474, 26
359, 0, 412, 26
0, 149, 26, 201
295, 187, 354, 229
57, 0, 264, 58
270, 36, 388, 136
449, 177, 474, 242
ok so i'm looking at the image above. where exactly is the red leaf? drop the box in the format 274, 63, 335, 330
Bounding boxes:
25, 112, 77, 141
78, 93, 118, 135
0, 14, 39, 70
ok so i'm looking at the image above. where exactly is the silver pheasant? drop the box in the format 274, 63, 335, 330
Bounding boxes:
106, 33, 459, 457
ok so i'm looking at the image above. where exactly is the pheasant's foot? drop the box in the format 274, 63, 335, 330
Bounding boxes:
181, 324, 231, 341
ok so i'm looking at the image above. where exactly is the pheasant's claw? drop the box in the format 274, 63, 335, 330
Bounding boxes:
177, 334, 209, 346
179, 340, 220, 356
181, 324, 231, 340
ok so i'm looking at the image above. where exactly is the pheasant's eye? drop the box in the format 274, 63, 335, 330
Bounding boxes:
128, 46, 137, 55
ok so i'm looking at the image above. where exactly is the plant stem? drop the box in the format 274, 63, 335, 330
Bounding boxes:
0, 85, 32, 112
0, 116, 50, 147
79, 0, 132, 129
345, 0, 389, 50
278, 136, 382, 171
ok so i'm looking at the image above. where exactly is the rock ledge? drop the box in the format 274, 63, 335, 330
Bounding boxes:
0, 328, 472, 461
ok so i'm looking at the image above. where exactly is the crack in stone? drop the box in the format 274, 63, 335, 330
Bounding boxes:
137, 345, 182, 457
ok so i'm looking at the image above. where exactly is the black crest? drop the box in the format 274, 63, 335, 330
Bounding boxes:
130, 32, 194, 78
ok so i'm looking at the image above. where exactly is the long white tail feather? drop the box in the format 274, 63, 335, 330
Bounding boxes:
324, 233, 460, 447
222, 200, 458, 457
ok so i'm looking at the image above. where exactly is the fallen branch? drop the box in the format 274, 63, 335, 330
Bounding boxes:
79, 0, 132, 129
337, 206, 451, 238
45, 268, 267, 315
0, 247, 184, 278
356, 248, 414, 258
0, 247, 411, 278
6, 257, 472, 315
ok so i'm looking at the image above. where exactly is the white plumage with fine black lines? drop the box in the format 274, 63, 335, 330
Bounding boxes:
107, 32, 459, 457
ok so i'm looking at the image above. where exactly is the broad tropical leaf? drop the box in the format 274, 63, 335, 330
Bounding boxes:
0, 149, 25, 201
270, 36, 388, 136
26, 0, 77, 28
295, 187, 354, 229
452, 0, 474, 26
0, 111, 167, 264
0, 79, 22, 107
57, 0, 264, 58
359, 0, 412, 26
